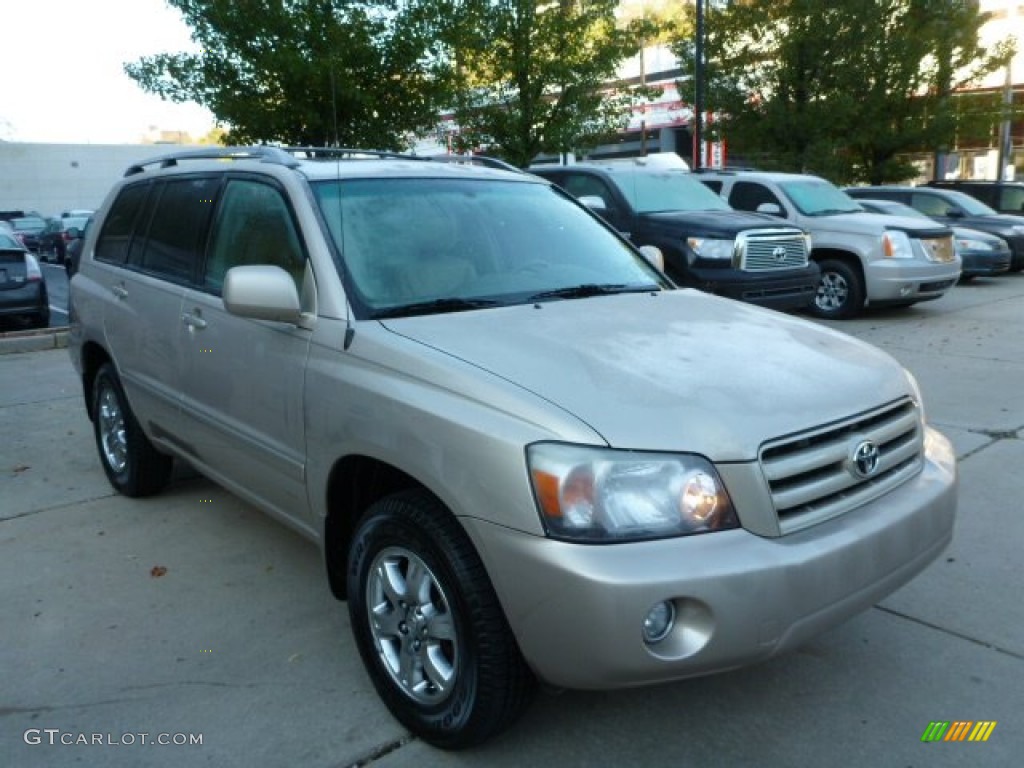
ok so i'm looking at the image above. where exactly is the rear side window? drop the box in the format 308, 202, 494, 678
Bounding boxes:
999, 186, 1024, 213
95, 183, 150, 265
136, 177, 220, 282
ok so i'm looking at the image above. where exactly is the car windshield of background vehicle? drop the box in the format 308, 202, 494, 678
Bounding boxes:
615, 172, 732, 214
780, 180, 862, 216
312, 178, 666, 318
944, 189, 999, 217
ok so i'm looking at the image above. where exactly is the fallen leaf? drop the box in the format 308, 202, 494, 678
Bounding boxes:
150, 566, 168, 578
13, 465, 30, 473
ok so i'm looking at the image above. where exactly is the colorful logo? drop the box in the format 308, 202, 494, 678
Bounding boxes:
921, 721, 997, 742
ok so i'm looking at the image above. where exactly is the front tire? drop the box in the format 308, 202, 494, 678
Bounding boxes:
348, 490, 535, 749
809, 258, 864, 320
91, 363, 173, 497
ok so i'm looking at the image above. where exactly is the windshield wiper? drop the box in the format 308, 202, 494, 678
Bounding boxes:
372, 297, 502, 319
528, 283, 659, 302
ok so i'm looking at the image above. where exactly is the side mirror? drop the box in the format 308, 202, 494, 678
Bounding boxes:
578, 195, 608, 213
756, 202, 783, 216
223, 265, 302, 324
638, 244, 664, 272
945, 208, 964, 219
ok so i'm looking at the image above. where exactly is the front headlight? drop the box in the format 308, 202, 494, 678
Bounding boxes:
527, 443, 739, 543
686, 237, 735, 261
882, 230, 914, 259
955, 236, 994, 252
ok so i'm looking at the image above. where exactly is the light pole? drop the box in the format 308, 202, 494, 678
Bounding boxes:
693, 0, 704, 170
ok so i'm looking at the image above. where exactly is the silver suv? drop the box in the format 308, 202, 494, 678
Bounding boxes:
700, 171, 962, 318
69, 147, 957, 749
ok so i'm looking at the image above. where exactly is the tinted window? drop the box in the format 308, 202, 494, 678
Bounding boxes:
204, 179, 305, 295
999, 186, 1024, 213
95, 183, 150, 265
137, 177, 220, 282
729, 181, 783, 213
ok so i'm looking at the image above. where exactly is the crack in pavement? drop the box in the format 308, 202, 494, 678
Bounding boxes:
334, 734, 417, 768
0, 491, 120, 523
875, 604, 1024, 661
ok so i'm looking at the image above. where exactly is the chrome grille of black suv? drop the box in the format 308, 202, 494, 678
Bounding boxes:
759, 399, 923, 534
738, 230, 809, 271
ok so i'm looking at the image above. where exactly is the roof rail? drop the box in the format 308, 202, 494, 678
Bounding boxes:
425, 154, 525, 174
123, 146, 302, 176
122, 146, 524, 178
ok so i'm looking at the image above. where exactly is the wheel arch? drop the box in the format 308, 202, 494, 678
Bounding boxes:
79, 341, 113, 421
810, 248, 865, 283
324, 454, 446, 600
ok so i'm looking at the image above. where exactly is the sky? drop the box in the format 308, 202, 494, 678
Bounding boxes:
0, 0, 216, 144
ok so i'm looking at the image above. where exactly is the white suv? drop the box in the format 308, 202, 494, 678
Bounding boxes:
700, 171, 961, 318
69, 147, 957, 748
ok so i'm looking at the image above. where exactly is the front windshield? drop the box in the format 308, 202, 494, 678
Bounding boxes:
611, 170, 732, 213
778, 179, 862, 216
312, 178, 666, 318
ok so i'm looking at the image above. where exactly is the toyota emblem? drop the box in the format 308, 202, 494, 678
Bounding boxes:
851, 440, 880, 478
772, 246, 787, 262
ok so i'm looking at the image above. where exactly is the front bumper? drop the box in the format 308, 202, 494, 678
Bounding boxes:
960, 247, 1011, 277
688, 262, 821, 312
866, 259, 961, 304
466, 428, 956, 690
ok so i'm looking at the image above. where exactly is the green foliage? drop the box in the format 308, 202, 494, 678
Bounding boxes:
125, 1, 452, 148
672, 0, 1015, 184
443, 0, 644, 167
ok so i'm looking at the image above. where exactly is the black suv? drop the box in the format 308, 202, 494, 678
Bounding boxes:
845, 185, 1024, 271
531, 159, 819, 311
925, 180, 1024, 215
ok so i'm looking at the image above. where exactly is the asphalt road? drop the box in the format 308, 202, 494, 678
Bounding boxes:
1, 275, 1022, 767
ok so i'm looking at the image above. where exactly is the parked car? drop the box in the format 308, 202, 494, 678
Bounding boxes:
70, 146, 957, 749
854, 198, 1011, 280
0, 230, 50, 329
844, 184, 1024, 272
699, 171, 961, 319
38, 215, 90, 264
7, 216, 48, 253
530, 157, 819, 312
925, 179, 1024, 215
64, 216, 92, 277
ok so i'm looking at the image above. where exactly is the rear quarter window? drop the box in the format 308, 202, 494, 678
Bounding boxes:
95, 183, 150, 265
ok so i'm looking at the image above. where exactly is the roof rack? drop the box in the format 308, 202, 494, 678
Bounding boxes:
123, 146, 524, 177
425, 154, 525, 174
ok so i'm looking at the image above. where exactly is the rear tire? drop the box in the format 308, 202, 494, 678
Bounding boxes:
808, 259, 864, 320
91, 363, 173, 497
348, 490, 535, 749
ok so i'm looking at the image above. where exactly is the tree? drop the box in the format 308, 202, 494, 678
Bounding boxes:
125, 0, 452, 148
672, 0, 1014, 184
443, 0, 646, 167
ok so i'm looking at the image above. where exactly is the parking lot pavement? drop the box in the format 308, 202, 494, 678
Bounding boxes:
2, 276, 1022, 767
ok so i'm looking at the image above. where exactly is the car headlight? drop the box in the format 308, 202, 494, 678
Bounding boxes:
527, 443, 739, 543
955, 236, 994, 252
882, 230, 914, 259
686, 237, 735, 262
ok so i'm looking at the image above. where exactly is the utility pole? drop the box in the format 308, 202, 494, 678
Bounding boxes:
693, 0, 704, 170
997, 59, 1014, 180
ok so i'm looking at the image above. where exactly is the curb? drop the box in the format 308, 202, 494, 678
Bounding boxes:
0, 327, 70, 355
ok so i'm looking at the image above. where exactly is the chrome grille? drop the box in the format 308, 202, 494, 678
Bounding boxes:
738, 229, 810, 271
759, 399, 924, 534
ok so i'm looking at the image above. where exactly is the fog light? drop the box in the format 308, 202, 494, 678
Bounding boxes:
899, 284, 912, 297
642, 600, 675, 644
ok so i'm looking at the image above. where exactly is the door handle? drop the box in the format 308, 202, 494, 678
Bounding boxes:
111, 283, 128, 299
182, 311, 207, 330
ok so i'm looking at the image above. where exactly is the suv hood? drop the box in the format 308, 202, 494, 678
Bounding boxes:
822, 211, 950, 237
380, 291, 911, 460
641, 208, 796, 237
